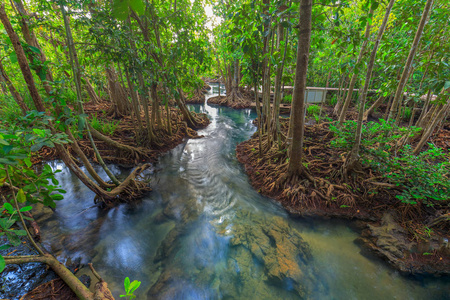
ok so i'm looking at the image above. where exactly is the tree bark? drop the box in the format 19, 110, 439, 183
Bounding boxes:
287, 0, 312, 177
0, 3, 45, 111
338, 8, 373, 123
0, 57, 29, 113
344, 0, 396, 175
389, 0, 434, 119
13, 0, 54, 95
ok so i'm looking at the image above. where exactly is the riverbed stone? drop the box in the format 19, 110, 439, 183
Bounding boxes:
215, 211, 316, 298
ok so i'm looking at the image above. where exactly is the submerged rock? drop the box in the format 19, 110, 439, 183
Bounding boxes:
215, 211, 319, 298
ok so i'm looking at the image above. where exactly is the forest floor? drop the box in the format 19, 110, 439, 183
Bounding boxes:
235, 106, 450, 276
34, 100, 210, 166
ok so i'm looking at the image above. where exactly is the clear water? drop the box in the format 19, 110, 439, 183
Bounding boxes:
37, 84, 450, 299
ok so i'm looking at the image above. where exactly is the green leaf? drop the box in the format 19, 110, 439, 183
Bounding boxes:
17, 189, 26, 203
10, 52, 17, 64
124, 276, 130, 291
6, 232, 21, 246
0, 244, 11, 250
2, 145, 14, 154
3, 202, 14, 214
129, 0, 145, 16
33, 128, 46, 138
19, 206, 33, 212
28, 45, 41, 54
13, 229, 27, 236
113, 0, 130, 21
129, 280, 141, 293
24, 157, 32, 168
0, 255, 5, 273
51, 194, 64, 201
444, 81, 450, 90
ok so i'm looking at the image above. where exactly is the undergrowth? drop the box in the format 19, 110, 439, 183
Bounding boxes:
91, 113, 120, 136
0, 96, 24, 125
330, 119, 450, 207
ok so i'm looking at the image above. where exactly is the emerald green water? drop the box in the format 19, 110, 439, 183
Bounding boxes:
35, 84, 449, 299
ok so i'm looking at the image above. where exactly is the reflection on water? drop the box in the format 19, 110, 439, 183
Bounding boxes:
37, 84, 449, 299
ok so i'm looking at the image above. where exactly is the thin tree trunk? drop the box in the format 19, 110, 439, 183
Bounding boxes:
60, 3, 121, 186
413, 96, 450, 154
0, 58, 29, 113
0, 3, 44, 111
13, 0, 54, 95
389, 0, 434, 119
338, 8, 374, 124
416, 90, 432, 126
344, 0, 396, 174
363, 95, 385, 121
84, 77, 101, 104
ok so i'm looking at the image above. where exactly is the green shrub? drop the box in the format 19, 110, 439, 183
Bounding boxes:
0, 96, 23, 125
375, 145, 449, 206
327, 94, 337, 106
402, 106, 412, 122
306, 104, 321, 117
282, 94, 292, 103
330, 120, 449, 206
91, 113, 120, 136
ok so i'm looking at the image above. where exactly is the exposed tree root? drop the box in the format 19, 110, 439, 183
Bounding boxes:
207, 88, 253, 109
35, 101, 209, 166
236, 118, 449, 236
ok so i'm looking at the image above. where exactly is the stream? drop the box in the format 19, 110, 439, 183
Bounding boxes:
29, 84, 450, 299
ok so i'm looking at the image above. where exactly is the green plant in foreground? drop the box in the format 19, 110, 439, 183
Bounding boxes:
306, 104, 321, 117
120, 277, 141, 299
283, 94, 292, 103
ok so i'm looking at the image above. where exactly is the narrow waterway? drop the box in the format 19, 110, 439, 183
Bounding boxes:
36, 84, 449, 299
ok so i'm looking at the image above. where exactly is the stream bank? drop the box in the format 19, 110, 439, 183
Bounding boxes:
236, 118, 450, 276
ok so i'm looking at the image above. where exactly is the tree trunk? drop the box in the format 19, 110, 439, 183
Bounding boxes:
363, 95, 385, 120
287, 0, 312, 177
344, 0, 396, 175
13, 0, 54, 95
0, 3, 44, 111
338, 8, 374, 124
60, 3, 121, 186
388, 0, 434, 119
0, 58, 29, 113
413, 96, 450, 154
85, 77, 101, 104
271, 21, 287, 147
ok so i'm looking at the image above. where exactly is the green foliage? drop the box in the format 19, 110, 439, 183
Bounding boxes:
306, 104, 321, 117
0, 115, 70, 272
91, 113, 120, 136
327, 94, 338, 106
330, 119, 419, 151
0, 96, 23, 125
402, 106, 412, 122
120, 277, 141, 299
375, 145, 449, 206
330, 120, 449, 207
282, 94, 292, 103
